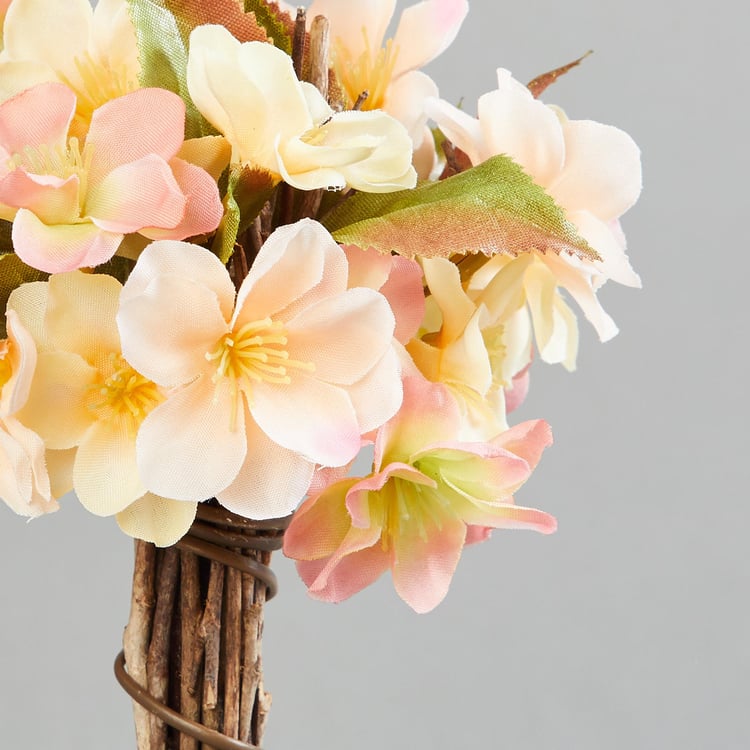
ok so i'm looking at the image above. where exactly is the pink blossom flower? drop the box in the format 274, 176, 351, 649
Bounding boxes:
284, 376, 555, 613
117, 219, 403, 519
0, 82, 223, 273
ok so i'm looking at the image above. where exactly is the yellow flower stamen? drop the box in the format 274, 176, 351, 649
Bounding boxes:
333, 29, 400, 111
59, 51, 136, 126
8, 138, 94, 214
87, 353, 163, 436
206, 318, 315, 430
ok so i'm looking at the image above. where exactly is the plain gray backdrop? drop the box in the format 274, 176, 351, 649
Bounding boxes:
1, 1, 747, 748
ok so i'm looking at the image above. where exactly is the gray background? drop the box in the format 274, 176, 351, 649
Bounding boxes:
1, 0, 748, 748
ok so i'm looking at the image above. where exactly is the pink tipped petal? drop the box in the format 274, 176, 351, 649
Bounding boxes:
3, 309, 37, 415
283, 478, 359, 560
379, 255, 425, 343
392, 505, 466, 613
286, 287, 395, 386
86, 155, 186, 233
504, 365, 531, 414
301, 545, 390, 603
343, 245, 391, 291
464, 525, 492, 545
492, 419, 553, 472
116, 494, 198, 547
251, 375, 361, 467
136, 376, 247, 502
12, 209, 122, 272
0, 170, 80, 224
0, 82, 75, 153
392, 0, 468, 76
217, 416, 314, 519
139, 157, 223, 240
117, 273, 230, 387
74, 419, 145, 516
478, 70, 565, 185
484, 502, 557, 534
86, 89, 186, 185
547, 119, 642, 222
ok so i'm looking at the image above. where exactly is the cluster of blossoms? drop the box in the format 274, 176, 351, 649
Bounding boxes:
0, 0, 640, 612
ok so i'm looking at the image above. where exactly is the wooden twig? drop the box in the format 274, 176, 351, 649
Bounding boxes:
146, 547, 179, 750
251, 551, 272, 747
199, 560, 224, 746
309, 15, 330, 99
222, 563, 243, 738
179, 550, 202, 750
292, 8, 306, 78
123, 540, 157, 750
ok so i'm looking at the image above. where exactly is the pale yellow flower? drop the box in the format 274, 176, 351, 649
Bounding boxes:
186, 24, 417, 192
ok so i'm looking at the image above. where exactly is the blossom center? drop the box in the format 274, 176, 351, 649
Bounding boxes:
332, 30, 400, 111
206, 317, 315, 416
8, 137, 93, 201
60, 51, 136, 127
379, 476, 447, 551
87, 353, 163, 433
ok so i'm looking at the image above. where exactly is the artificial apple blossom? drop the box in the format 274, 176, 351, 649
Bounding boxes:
0, 308, 56, 517
186, 24, 417, 192
117, 219, 403, 518
427, 68, 642, 364
0, 0, 140, 134
284, 376, 555, 612
406, 257, 532, 438
0, 82, 223, 273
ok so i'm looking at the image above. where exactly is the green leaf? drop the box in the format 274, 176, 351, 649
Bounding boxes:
93, 255, 136, 284
0, 254, 48, 338
0, 220, 13, 256
211, 164, 275, 263
127, 0, 208, 138
244, 0, 293, 54
322, 154, 601, 263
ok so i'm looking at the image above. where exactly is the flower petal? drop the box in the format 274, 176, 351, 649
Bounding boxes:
136, 376, 247, 502
392, 502, 466, 613
12, 209, 122, 272
308, 0, 395, 54
86, 88, 186, 186
392, 0, 468, 76
86, 155, 187, 233
74, 418, 144, 516
217, 413, 313, 519
116, 493, 197, 547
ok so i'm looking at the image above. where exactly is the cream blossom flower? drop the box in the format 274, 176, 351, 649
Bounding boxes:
284, 376, 555, 613
427, 69, 642, 366
289, 0, 468, 176
0, 0, 139, 134
117, 219, 403, 519
186, 24, 417, 192
0, 308, 56, 517
0, 82, 223, 273
406, 257, 532, 439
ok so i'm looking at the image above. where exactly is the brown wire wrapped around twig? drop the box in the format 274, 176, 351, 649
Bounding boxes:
115, 505, 291, 750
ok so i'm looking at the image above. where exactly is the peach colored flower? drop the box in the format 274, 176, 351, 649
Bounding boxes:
0, 82, 223, 273
186, 24, 417, 192
117, 219, 403, 519
0, 308, 56, 517
0, 0, 139, 134
427, 69, 642, 365
284, 376, 555, 613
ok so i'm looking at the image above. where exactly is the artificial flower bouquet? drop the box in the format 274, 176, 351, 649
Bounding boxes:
0, 0, 641, 747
